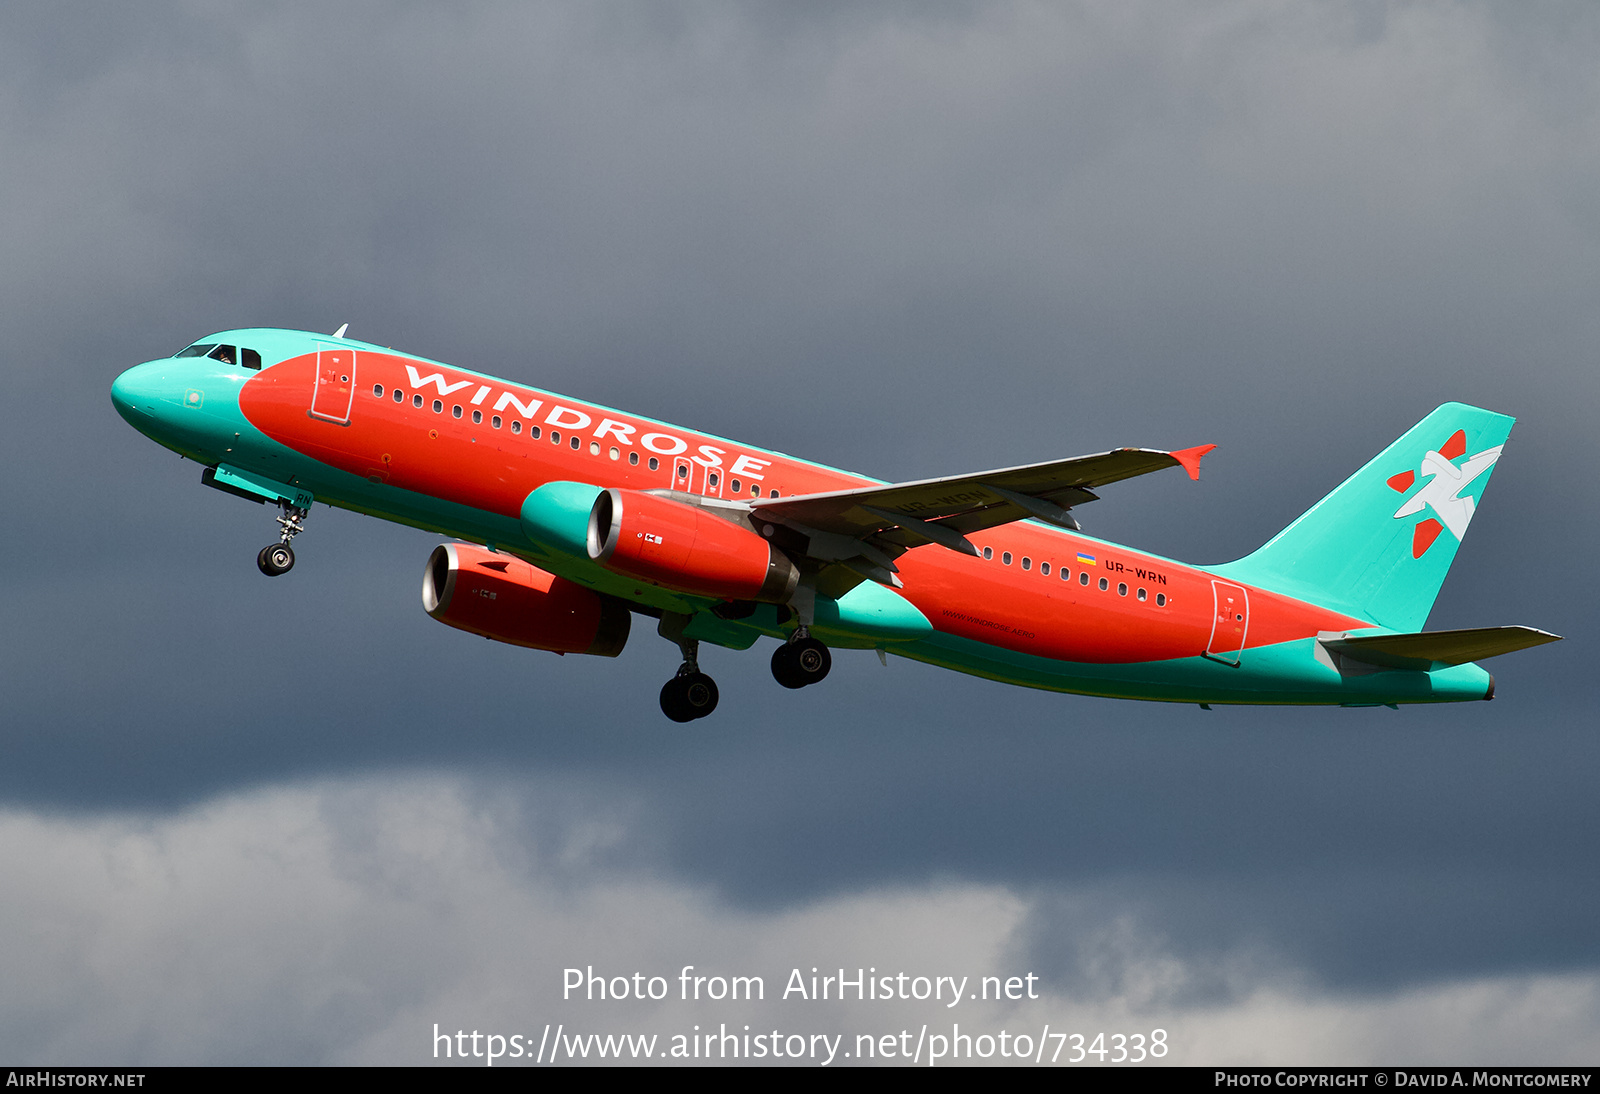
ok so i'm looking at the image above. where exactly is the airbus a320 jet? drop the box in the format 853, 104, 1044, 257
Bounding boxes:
111, 327, 1559, 721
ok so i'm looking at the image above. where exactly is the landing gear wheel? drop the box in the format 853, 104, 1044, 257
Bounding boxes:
257, 543, 295, 576
660, 672, 719, 722
655, 614, 719, 722
680, 672, 718, 718
771, 644, 802, 689
660, 679, 694, 722
793, 638, 831, 682
772, 637, 831, 689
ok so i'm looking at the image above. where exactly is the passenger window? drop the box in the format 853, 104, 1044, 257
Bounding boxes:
492, 415, 501, 428
570, 436, 581, 450
413, 394, 423, 408
630, 452, 639, 466
731, 479, 741, 493
752, 483, 760, 495
472, 410, 482, 424
1099, 577, 1109, 591
1156, 593, 1167, 607
551, 431, 561, 444
1118, 582, 1127, 596
511, 421, 522, 435
677, 465, 688, 480
373, 384, 383, 397
708, 472, 719, 488
452, 405, 463, 418
1040, 562, 1050, 576
770, 489, 779, 498
530, 427, 541, 439
1137, 588, 1147, 601
393, 389, 404, 403
1079, 572, 1089, 586
1002, 552, 1012, 565
1022, 557, 1031, 571
648, 457, 658, 470
241, 349, 261, 370
983, 546, 993, 560
609, 447, 620, 461
589, 441, 599, 455
432, 400, 443, 413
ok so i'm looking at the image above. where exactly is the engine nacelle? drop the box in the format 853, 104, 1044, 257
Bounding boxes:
422, 543, 630, 656
586, 489, 800, 603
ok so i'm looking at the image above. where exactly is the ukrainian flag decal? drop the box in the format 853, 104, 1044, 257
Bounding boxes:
1077, 552, 1096, 567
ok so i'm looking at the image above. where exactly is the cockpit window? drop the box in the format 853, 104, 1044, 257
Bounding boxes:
174, 343, 260, 368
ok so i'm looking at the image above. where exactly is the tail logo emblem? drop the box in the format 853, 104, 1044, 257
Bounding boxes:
1387, 429, 1503, 558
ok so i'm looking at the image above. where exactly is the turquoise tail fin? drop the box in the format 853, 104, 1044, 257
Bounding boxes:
1212, 403, 1515, 632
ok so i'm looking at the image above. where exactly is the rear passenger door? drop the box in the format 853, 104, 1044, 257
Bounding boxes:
1205, 580, 1250, 665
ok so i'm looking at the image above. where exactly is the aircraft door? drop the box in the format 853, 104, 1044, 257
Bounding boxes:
310, 342, 357, 425
700, 464, 724, 498
1205, 580, 1250, 665
672, 456, 693, 492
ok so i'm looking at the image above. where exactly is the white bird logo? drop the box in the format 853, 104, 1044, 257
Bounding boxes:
1388, 429, 1501, 557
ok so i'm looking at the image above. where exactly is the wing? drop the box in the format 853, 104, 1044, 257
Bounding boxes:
749, 444, 1214, 588
755, 445, 1214, 546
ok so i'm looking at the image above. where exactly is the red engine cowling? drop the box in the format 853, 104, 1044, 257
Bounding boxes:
586, 488, 799, 602
422, 543, 630, 656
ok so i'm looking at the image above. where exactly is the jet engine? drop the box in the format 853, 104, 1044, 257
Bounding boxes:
422, 543, 630, 656
586, 488, 799, 603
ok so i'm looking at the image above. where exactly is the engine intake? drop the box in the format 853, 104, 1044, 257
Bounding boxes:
423, 543, 630, 656
587, 489, 799, 603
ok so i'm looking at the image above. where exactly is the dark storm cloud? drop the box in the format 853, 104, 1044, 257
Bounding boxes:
4, 779, 1599, 1064
2, 0, 1597, 1040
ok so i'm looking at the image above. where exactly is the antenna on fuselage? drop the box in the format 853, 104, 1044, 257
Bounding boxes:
332, 323, 349, 339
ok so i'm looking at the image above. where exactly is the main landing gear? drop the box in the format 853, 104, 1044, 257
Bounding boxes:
771, 629, 831, 689
653, 615, 832, 721
661, 668, 719, 723
658, 614, 719, 722
256, 501, 309, 577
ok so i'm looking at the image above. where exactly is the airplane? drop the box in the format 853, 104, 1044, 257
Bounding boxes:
110, 327, 1560, 721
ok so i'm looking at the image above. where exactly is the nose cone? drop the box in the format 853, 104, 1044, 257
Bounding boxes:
112, 357, 238, 461
110, 360, 168, 426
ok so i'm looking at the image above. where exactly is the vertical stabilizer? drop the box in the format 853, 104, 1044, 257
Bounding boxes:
1212, 403, 1514, 632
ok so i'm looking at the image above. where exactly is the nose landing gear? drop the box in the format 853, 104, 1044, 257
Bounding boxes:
771, 630, 831, 689
257, 501, 309, 576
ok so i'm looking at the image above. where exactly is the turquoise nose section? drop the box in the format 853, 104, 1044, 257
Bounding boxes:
110, 360, 170, 425
111, 358, 239, 459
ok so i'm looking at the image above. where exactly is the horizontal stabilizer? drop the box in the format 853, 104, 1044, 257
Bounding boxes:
1321, 626, 1561, 672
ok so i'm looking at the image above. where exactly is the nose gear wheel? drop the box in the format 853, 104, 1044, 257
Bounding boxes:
257, 500, 309, 576
257, 543, 295, 576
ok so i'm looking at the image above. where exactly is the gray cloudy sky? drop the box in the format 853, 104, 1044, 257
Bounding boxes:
2, 0, 1597, 1065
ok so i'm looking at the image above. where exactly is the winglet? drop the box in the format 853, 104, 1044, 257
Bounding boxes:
1170, 444, 1216, 481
